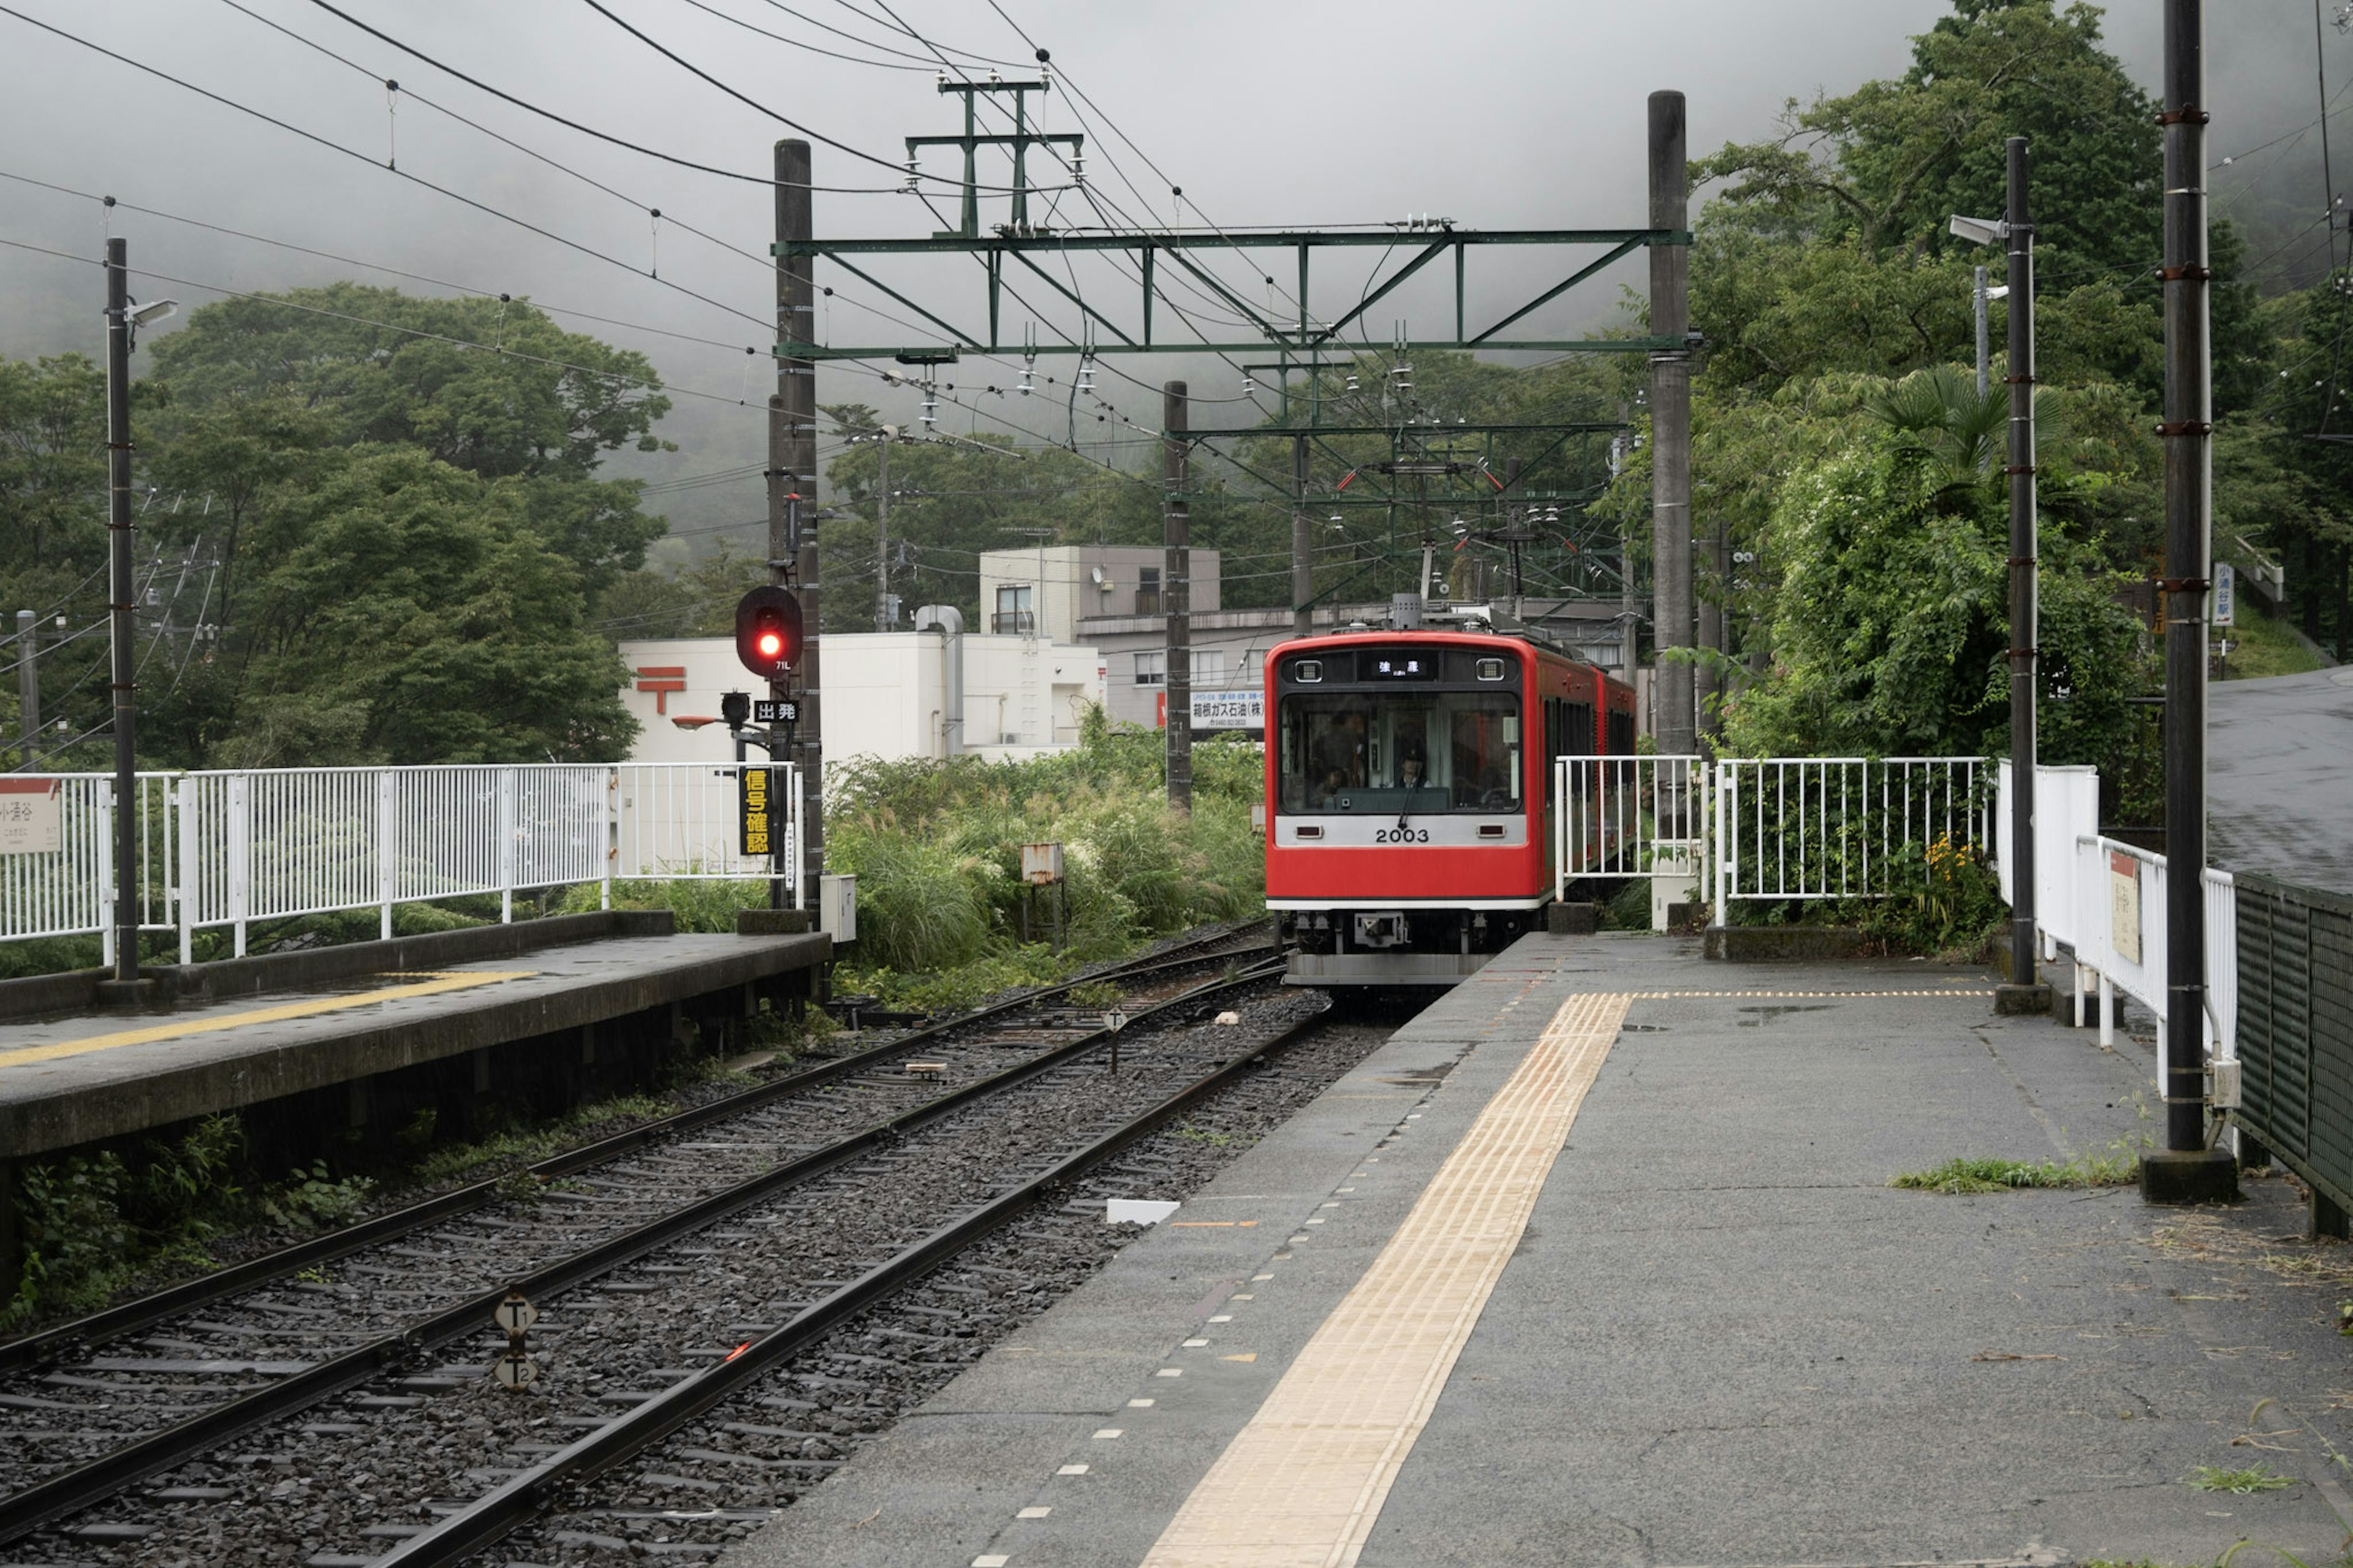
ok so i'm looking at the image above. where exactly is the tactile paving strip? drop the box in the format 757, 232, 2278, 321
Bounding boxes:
1139, 990, 1631, 1568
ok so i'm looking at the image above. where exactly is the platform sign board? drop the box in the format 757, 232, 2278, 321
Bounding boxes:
2109, 849, 2142, 966
740, 765, 778, 858
1191, 689, 1264, 730
2213, 562, 2235, 627
0, 779, 61, 855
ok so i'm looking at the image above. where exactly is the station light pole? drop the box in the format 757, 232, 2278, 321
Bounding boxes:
1953, 142, 2051, 1019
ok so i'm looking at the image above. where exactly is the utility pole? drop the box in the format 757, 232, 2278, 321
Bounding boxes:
102, 239, 141, 990
1290, 433, 1312, 638
773, 140, 823, 915
874, 429, 892, 632
2146, 0, 2237, 1202
1648, 90, 1694, 757
1999, 137, 2049, 1017
14, 610, 37, 772
1164, 380, 1191, 811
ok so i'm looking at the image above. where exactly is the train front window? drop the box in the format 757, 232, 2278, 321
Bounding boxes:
1278, 692, 1520, 813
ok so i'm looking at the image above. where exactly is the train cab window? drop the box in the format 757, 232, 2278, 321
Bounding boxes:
1278, 691, 1518, 813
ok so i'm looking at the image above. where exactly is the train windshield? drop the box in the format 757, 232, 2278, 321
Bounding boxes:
1278, 692, 1520, 814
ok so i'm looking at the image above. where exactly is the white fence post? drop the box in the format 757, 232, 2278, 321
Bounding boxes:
602, 767, 616, 911
176, 777, 195, 965
97, 779, 115, 972
498, 767, 517, 923
378, 769, 396, 942
227, 772, 249, 958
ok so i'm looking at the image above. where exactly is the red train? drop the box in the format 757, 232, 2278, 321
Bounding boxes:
1263, 624, 1637, 986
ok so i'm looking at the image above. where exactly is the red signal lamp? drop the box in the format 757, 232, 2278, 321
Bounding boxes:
733, 586, 804, 678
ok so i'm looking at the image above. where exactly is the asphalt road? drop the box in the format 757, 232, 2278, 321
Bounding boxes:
2209, 664, 2353, 896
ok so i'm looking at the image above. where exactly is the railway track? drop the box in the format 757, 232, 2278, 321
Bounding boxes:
0, 922, 1279, 1555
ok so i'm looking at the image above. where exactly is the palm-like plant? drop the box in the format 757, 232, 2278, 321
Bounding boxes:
1863, 363, 2067, 511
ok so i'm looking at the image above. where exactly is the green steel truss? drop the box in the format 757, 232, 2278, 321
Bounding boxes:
775, 227, 1689, 363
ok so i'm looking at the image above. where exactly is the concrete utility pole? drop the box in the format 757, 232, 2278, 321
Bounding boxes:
2147, 0, 2238, 1201
1648, 90, 1695, 757
1164, 380, 1191, 811
773, 139, 823, 914
15, 610, 38, 772
1290, 433, 1312, 639
2000, 137, 2048, 1015
873, 428, 893, 632
102, 239, 140, 987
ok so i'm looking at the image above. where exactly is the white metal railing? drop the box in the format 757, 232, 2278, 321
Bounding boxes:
1715, 757, 1990, 901
1987, 763, 2239, 1099
2057, 831, 2235, 1077
1552, 755, 1706, 902
1, 762, 799, 961
1551, 755, 1987, 919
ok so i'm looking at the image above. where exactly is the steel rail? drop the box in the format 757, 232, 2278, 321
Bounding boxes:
379, 999, 1327, 1566
0, 955, 1282, 1546
0, 920, 1271, 1374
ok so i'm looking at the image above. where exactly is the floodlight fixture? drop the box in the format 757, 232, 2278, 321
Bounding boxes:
1947, 215, 2010, 246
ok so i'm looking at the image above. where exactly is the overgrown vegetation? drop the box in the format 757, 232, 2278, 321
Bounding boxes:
825, 711, 1263, 1011
2186, 1463, 2297, 1496
1892, 1140, 2143, 1193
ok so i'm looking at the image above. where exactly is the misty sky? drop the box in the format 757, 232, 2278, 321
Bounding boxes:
0, 1, 2336, 545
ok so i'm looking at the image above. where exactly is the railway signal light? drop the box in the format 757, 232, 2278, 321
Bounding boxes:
734, 586, 803, 678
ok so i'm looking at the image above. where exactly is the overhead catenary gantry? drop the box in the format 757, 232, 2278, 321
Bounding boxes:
770, 82, 1706, 767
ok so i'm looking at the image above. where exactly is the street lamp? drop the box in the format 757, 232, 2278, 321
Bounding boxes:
1952, 140, 2051, 1017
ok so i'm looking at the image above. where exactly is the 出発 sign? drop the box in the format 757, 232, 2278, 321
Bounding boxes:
0, 779, 61, 855
740, 766, 776, 858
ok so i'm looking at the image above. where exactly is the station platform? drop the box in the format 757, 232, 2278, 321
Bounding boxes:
730, 931, 2353, 1568
0, 914, 829, 1165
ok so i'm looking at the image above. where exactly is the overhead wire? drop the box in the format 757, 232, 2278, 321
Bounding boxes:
679, 0, 931, 70
214, 0, 786, 276
296, 0, 1053, 194
0, 167, 771, 358
0, 4, 774, 334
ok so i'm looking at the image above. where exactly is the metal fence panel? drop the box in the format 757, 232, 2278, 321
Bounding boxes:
1715, 758, 1987, 901
2232, 874, 2352, 1214
1552, 756, 1705, 901
4, 761, 800, 958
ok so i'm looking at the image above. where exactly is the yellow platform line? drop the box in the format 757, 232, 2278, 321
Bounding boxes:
1140, 989, 1631, 1568
0, 971, 536, 1071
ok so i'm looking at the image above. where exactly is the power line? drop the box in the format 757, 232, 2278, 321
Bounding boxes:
213, 0, 785, 276
680, 0, 929, 71
571, 0, 1063, 194
0, 167, 771, 358
0, 233, 780, 414
295, 0, 1046, 194
0, 4, 773, 334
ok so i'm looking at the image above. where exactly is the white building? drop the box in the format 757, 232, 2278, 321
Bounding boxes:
617, 629, 1104, 776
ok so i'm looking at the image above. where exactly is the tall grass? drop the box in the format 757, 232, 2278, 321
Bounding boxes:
827, 710, 1263, 1004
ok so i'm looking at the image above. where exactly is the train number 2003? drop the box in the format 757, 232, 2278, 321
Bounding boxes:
1374, 826, 1431, 844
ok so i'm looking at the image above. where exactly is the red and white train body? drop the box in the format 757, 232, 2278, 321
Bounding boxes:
1262, 626, 1637, 986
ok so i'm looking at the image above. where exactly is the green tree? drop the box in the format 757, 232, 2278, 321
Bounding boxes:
1722, 428, 2148, 767
213, 446, 634, 766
